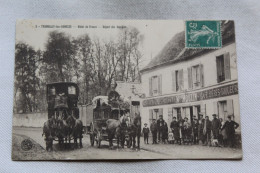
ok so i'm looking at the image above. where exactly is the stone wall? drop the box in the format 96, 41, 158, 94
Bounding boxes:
13, 112, 48, 127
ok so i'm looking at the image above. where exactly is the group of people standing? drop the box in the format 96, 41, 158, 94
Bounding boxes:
142, 114, 239, 148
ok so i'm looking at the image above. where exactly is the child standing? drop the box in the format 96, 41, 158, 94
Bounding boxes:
142, 123, 150, 144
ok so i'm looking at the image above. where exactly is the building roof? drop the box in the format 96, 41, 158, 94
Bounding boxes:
141, 20, 235, 73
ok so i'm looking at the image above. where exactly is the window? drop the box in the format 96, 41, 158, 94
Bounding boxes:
68, 86, 76, 95
149, 75, 162, 96
175, 71, 179, 91
172, 108, 182, 121
49, 87, 56, 96
149, 108, 163, 124
216, 100, 234, 121
188, 64, 204, 90
172, 69, 183, 92
192, 65, 200, 87
216, 53, 231, 83
218, 101, 227, 120
152, 76, 158, 94
176, 108, 182, 120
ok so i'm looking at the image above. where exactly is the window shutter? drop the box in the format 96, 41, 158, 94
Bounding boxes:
158, 74, 162, 95
200, 64, 204, 87
149, 77, 153, 96
188, 67, 193, 90
149, 109, 153, 125
178, 69, 184, 91
172, 71, 176, 92
201, 103, 207, 116
192, 67, 196, 85
168, 107, 173, 124
172, 108, 177, 119
159, 108, 163, 118
227, 99, 234, 119
216, 57, 221, 83
213, 101, 218, 116
224, 53, 231, 80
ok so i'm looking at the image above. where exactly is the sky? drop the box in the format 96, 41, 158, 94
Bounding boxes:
16, 20, 184, 68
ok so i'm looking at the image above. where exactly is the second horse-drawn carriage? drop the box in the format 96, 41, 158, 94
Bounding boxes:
88, 91, 133, 149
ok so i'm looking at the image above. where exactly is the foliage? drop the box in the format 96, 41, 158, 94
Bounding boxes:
14, 43, 39, 113
14, 27, 143, 113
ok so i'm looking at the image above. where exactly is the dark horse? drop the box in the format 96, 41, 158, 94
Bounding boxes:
129, 114, 141, 149
42, 118, 56, 151
106, 114, 128, 149
66, 115, 83, 149
127, 123, 137, 148
123, 114, 142, 149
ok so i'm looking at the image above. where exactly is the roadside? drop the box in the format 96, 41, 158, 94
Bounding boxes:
12, 133, 62, 160
12, 127, 166, 160
138, 136, 242, 159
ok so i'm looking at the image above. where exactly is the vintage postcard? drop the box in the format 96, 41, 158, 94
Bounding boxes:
12, 19, 242, 160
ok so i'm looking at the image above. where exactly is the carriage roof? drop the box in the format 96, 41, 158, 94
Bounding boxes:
46, 82, 79, 96
47, 82, 79, 88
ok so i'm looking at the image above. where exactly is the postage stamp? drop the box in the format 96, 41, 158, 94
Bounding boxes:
185, 20, 222, 48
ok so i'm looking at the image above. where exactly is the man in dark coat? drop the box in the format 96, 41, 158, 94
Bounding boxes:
221, 115, 239, 148
183, 117, 192, 144
202, 115, 212, 146
142, 123, 150, 144
150, 119, 158, 144
162, 122, 168, 143
133, 113, 142, 149
211, 114, 221, 140
170, 117, 180, 144
198, 114, 205, 144
157, 115, 165, 143
192, 116, 199, 144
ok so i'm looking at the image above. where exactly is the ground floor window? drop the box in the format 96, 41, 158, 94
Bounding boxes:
149, 108, 163, 125
130, 101, 140, 122
169, 105, 202, 123
216, 99, 234, 121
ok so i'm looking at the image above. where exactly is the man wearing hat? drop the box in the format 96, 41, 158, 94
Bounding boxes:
221, 115, 239, 147
183, 117, 192, 144
211, 114, 221, 140
157, 115, 165, 143
170, 116, 180, 144
192, 116, 199, 144
202, 115, 212, 146
142, 123, 150, 144
150, 119, 158, 144
198, 113, 205, 144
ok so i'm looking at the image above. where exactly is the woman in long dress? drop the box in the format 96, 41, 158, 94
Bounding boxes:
219, 118, 227, 147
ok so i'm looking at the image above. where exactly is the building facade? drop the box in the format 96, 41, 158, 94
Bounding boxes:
115, 81, 142, 121
140, 22, 240, 132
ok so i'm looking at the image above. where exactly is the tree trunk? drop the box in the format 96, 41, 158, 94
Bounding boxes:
58, 63, 64, 81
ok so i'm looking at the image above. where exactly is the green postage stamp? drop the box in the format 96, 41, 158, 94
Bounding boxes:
185, 20, 222, 48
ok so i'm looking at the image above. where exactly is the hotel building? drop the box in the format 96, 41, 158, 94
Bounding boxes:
140, 21, 241, 131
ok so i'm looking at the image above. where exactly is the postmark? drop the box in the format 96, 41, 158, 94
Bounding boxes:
185, 20, 222, 48
21, 139, 33, 151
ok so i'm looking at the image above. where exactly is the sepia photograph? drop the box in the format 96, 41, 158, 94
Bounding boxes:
12, 19, 242, 160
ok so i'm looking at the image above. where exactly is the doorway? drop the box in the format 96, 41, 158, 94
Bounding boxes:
183, 106, 193, 122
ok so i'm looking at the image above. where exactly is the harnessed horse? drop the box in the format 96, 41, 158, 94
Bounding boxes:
126, 114, 141, 149
106, 114, 128, 149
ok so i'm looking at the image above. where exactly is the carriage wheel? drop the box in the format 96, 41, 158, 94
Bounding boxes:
96, 131, 101, 148
90, 123, 95, 146
90, 134, 94, 146
126, 139, 131, 148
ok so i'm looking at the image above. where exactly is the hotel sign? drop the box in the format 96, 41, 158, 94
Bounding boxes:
143, 83, 238, 107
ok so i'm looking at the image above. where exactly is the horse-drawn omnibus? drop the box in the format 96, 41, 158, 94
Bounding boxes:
42, 82, 83, 151
47, 82, 79, 119
89, 93, 130, 148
